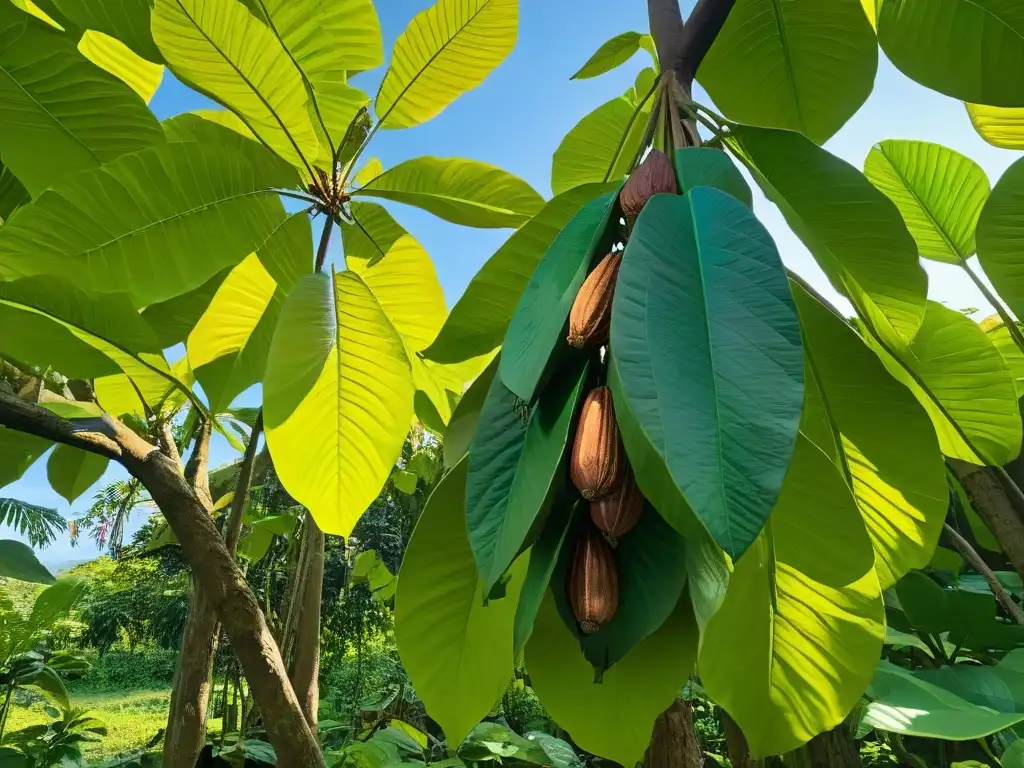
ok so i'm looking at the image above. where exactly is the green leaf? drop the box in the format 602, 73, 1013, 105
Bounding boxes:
551, 93, 652, 196
499, 191, 619, 404
863, 301, 1022, 466
0, 164, 28, 224
425, 183, 619, 365
698, 0, 877, 144
514, 499, 574, 656
152, 0, 319, 169
0, 141, 296, 307
673, 147, 752, 208
342, 200, 405, 263
966, 103, 1024, 150
356, 156, 544, 229
395, 458, 527, 747
467, 359, 588, 593
140, 269, 230, 348
610, 189, 803, 558
726, 124, 927, 347
864, 140, 990, 264
0, 428, 50, 490
526, 591, 697, 768
977, 157, 1024, 324
876, 0, 1024, 108
264, 270, 414, 537
46, 446, 108, 505
443, 355, 499, 468
94, 353, 193, 419
47, 0, 162, 61
78, 30, 164, 103
1006, 740, 1024, 768
393, 470, 417, 495
376, 0, 517, 130
0, 3, 162, 196
792, 282, 947, 590
700, 434, 885, 758
571, 31, 655, 80
0, 540, 54, 584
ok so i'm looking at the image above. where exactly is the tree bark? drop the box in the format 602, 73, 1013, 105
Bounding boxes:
950, 459, 1024, 585
644, 699, 702, 768
289, 517, 325, 729
803, 721, 862, 768
0, 392, 326, 767
720, 711, 757, 768
944, 522, 1024, 624
648, 0, 737, 86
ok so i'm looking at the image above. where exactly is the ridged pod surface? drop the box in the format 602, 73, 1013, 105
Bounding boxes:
568, 525, 619, 633
590, 469, 644, 540
567, 251, 622, 349
570, 386, 622, 500
619, 149, 677, 221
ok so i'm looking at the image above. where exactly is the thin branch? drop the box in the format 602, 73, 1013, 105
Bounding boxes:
314, 215, 335, 273
225, 411, 264, 557
945, 522, 1024, 625
184, 416, 213, 510
961, 261, 1024, 355
676, 0, 738, 85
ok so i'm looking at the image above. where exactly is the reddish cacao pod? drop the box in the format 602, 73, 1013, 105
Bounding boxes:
567, 251, 622, 349
590, 469, 644, 540
568, 525, 619, 634
570, 386, 622, 500
619, 149, 677, 221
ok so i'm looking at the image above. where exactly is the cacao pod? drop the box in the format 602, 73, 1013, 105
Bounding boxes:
567, 251, 621, 348
568, 524, 619, 633
619, 149, 677, 221
590, 469, 644, 540
570, 386, 623, 500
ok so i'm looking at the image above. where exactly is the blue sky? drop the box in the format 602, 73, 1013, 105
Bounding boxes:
4, 0, 1020, 568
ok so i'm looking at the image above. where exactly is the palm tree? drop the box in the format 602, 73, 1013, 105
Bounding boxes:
0, 499, 66, 549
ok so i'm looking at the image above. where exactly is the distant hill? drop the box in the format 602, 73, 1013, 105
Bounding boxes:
44, 557, 93, 576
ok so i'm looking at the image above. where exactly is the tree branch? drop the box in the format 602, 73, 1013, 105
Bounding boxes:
648, 0, 737, 87
225, 411, 264, 556
945, 522, 1024, 625
184, 416, 213, 510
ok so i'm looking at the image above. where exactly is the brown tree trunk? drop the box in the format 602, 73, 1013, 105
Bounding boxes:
803, 721, 862, 768
289, 517, 325, 729
951, 459, 1024, 585
644, 699, 702, 768
720, 711, 758, 768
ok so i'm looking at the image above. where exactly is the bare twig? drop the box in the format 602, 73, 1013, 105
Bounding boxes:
945, 522, 1024, 625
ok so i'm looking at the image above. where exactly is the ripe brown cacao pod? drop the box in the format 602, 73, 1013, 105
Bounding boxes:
590, 469, 644, 540
567, 251, 621, 348
568, 525, 619, 634
570, 386, 623, 500
619, 149, 677, 221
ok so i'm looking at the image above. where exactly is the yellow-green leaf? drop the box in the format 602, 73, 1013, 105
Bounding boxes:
376, 0, 517, 130
570, 31, 655, 80
263, 270, 414, 536
47, 446, 108, 504
966, 103, 1024, 150
354, 158, 383, 188
95, 354, 194, 419
78, 30, 164, 103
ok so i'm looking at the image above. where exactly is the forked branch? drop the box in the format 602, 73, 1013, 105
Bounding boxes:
648, 0, 737, 87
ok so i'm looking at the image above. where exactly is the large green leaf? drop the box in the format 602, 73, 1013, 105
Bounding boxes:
551, 92, 652, 196
864, 140, 990, 265
0, 427, 50, 489
0, 3, 162, 196
792, 282, 947, 590
977, 157, 1024, 323
0, 164, 28, 224
140, 268, 231, 348
48, 0, 162, 61
498, 191, 618, 404
77, 30, 164, 103
152, 0, 319, 169
263, 270, 414, 537
443, 355, 499, 468
526, 591, 697, 768
698, 0, 877, 144
610, 189, 803, 558
375, 0, 517, 129
864, 301, 1022, 466
355, 157, 543, 229
46, 445, 108, 505
395, 458, 527, 747
700, 434, 885, 758
571, 31, 655, 80
467, 358, 587, 593
727, 124, 927, 347
673, 147, 752, 208
966, 103, 1024, 150
876, 0, 1024, 108
94, 353, 193, 420
0, 540, 54, 584
424, 183, 619, 365
0, 141, 296, 307
513, 498, 574, 656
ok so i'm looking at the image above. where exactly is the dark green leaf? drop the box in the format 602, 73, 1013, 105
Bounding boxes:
978, 156, 1024, 323
514, 498, 575, 656
673, 147, 752, 207
0, 427, 51, 489
46, 446, 108, 505
443, 355, 499, 468
48, 0, 162, 61
0, 540, 54, 584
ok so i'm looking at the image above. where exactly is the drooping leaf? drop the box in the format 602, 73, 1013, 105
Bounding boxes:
356, 156, 543, 229
864, 140, 990, 264
46, 446, 108, 505
571, 31, 655, 80
0, 427, 51, 489
152, 0, 319, 169
0, 540, 54, 584
443, 355, 499, 468
376, 0, 517, 129
977, 157, 1024, 323
699, 434, 885, 758
864, 301, 1022, 466
876, 0, 1024, 108
726, 124, 927, 347
264, 270, 414, 537
0, 3, 162, 196
78, 31, 164, 103
140, 268, 232, 348
94, 354, 193, 420
514, 498, 574, 655
395, 458, 527, 747
425, 183, 619, 365
673, 147, 752, 207
0, 164, 28, 224
467, 358, 587, 593
610, 189, 803, 558
551, 93, 653, 196
966, 103, 1024, 150
47, 0, 162, 61
698, 0, 877, 144
792, 282, 948, 590
526, 591, 697, 768
499, 191, 619, 404
0, 141, 296, 307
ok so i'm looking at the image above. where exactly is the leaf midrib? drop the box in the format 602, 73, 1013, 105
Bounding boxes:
768, 0, 808, 137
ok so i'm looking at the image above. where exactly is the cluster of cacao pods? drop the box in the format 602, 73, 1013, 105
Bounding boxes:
565, 149, 677, 636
